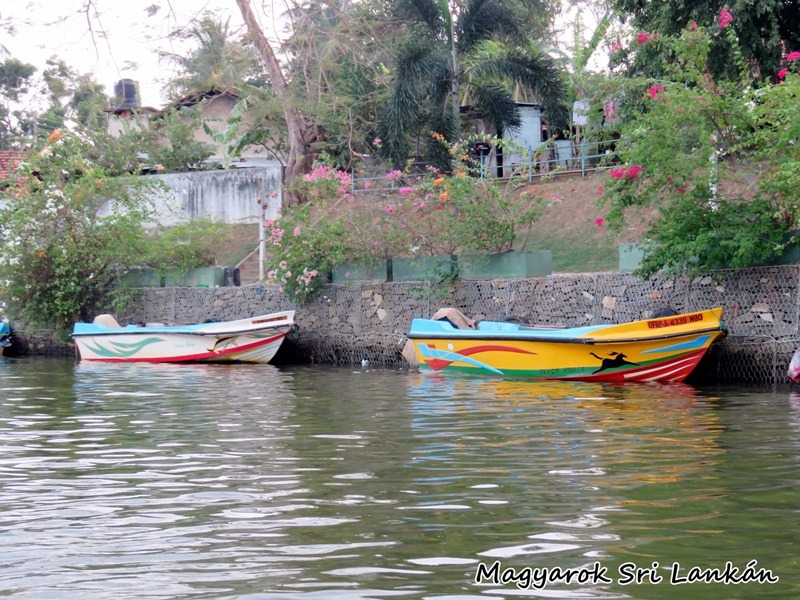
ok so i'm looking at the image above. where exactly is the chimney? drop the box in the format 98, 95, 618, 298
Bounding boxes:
112, 79, 140, 110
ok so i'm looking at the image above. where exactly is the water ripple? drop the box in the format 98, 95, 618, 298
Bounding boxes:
0, 361, 797, 598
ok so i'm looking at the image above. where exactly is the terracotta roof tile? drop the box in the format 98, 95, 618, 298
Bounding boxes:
0, 151, 26, 181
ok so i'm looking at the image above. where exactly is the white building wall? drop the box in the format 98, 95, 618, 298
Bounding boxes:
144, 166, 283, 226
480, 105, 542, 177
503, 105, 543, 171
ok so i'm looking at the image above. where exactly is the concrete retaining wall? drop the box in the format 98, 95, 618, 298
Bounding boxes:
8, 265, 800, 384
133, 166, 282, 226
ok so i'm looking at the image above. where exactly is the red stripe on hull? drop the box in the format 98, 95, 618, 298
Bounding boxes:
425, 344, 536, 371
79, 332, 287, 363
559, 349, 707, 383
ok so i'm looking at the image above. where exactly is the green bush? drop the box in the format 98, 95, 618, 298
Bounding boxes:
599, 20, 800, 277
0, 128, 233, 331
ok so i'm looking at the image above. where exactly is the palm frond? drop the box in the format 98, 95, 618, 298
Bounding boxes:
457, 0, 524, 54
574, 12, 611, 73
396, 0, 447, 38
379, 40, 450, 167
471, 83, 521, 133
479, 46, 569, 131
426, 101, 459, 170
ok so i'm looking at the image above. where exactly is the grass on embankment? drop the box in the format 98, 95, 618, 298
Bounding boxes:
211, 172, 648, 274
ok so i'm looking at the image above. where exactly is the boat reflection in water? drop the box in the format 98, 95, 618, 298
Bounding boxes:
404, 372, 723, 487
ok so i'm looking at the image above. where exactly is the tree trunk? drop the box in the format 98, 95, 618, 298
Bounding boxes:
234, 0, 320, 206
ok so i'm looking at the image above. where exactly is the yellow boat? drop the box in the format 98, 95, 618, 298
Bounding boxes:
407, 307, 726, 383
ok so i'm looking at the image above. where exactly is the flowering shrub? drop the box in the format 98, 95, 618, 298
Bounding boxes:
265, 140, 545, 302
636, 32, 659, 45
646, 85, 666, 99
263, 206, 351, 303
609, 165, 645, 181
0, 128, 237, 331
599, 18, 800, 276
366, 169, 542, 257
265, 167, 362, 302
292, 164, 353, 201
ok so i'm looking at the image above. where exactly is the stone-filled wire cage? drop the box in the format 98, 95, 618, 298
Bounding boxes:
111, 265, 800, 386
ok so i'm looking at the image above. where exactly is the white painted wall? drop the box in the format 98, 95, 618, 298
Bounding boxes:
503, 105, 543, 169
143, 166, 283, 226
2, 166, 284, 225
479, 104, 543, 177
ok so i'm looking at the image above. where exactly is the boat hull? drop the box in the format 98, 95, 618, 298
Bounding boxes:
0, 322, 10, 356
408, 308, 726, 383
72, 311, 294, 364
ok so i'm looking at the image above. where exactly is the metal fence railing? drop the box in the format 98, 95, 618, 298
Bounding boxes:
347, 139, 619, 193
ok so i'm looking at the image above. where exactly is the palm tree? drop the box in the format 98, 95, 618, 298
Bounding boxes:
163, 17, 262, 98
379, 0, 568, 171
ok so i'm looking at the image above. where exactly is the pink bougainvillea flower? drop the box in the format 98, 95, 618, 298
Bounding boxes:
610, 165, 644, 181
626, 165, 645, 180
386, 205, 394, 214
596, 185, 604, 196
647, 84, 666, 99
293, 226, 302, 236
595, 217, 605, 228
609, 167, 626, 180
676, 187, 687, 195
718, 6, 733, 28
691, 21, 698, 31
372, 137, 382, 147
364, 180, 372, 189
778, 67, 789, 80
636, 32, 658, 45
787, 51, 800, 61
398, 186, 414, 195
345, 272, 351, 279
386, 170, 402, 181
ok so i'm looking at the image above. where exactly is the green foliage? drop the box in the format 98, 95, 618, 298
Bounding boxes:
264, 205, 351, 304
141, 219, 231, 277
599, 22, 800, 278
0, 128, 230, 331
368, 169, 529, 257
39, 58, 110, 133
0, 57, 37, 148
265, 138, 545, 303
282, 1, 394, 170
200, 98, 249, 168
143, 109, 215, 172
0, 129, 156, 330
607, 0, 799, 82
378, 0, 568, 172
637, 193, 786, 275
163, 17, 264, 98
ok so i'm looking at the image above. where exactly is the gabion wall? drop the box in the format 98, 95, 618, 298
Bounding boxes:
109, 264, 800, 385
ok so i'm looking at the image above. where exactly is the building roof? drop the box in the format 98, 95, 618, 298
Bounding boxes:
164, 88, 241, 115
0, 151, 26, 181
103, 105, 161, 115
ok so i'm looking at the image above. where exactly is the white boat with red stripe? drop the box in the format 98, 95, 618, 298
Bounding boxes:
72, 311, 295, 364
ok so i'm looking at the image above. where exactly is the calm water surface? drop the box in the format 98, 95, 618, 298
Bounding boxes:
0, 357, 798, 599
